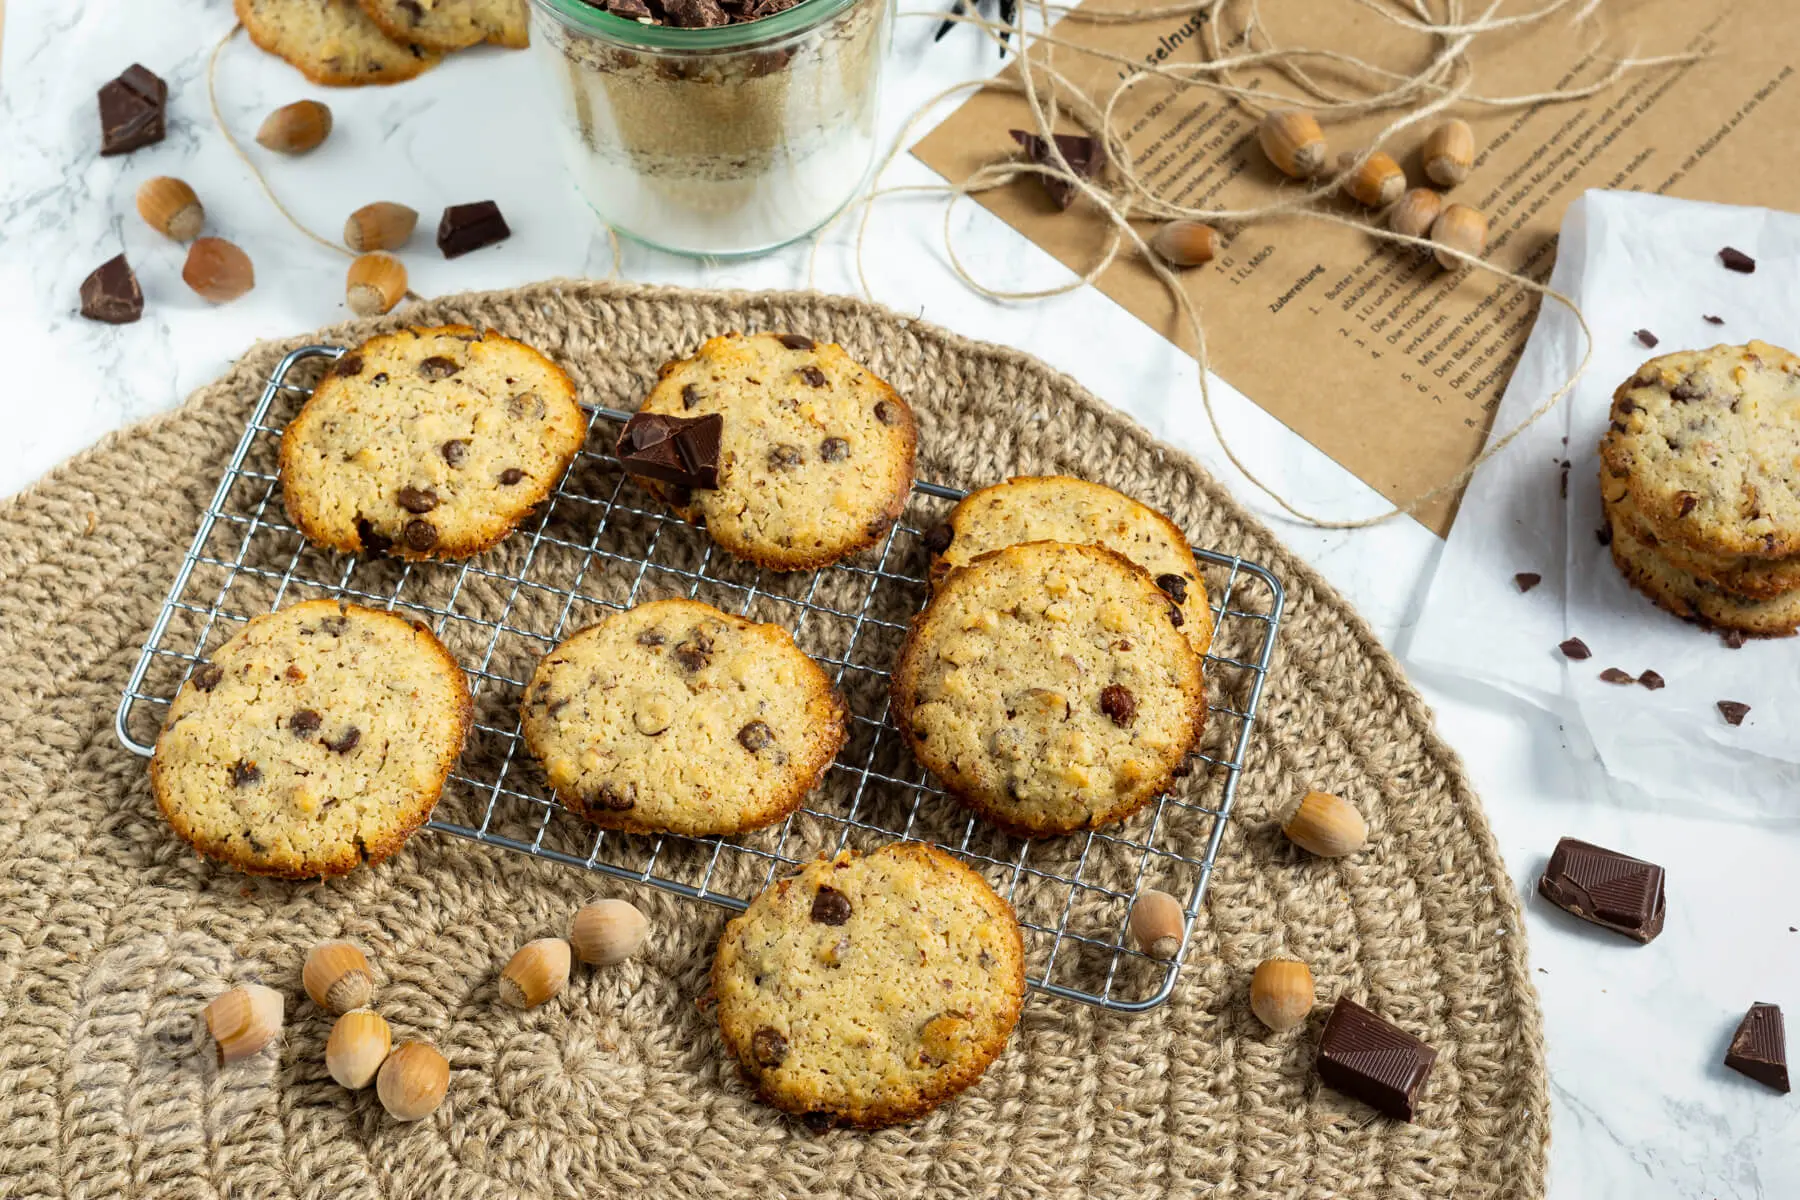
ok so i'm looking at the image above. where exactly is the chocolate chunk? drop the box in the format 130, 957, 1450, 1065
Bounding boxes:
1315, 998, 1437, 1122
1670, 380, 1704, 403
1596, 525, 1613, 547
1718, 699, 1751, 726
98, 64, 167, 156
1154, 573, 1188, 604
811, 886, 851, 925
1537, 836, 1665, 943
1559, 459, 1570, 499
923, 522, 954, 555
229, 759, 261, 787
1009, 129, 1104, 210
608, 0, 654, 17
437, 201, 511, 258
750, 1026, 788, 1067
1166, 600, 1184, 628
1598, 667, 1634, 684
737, 720, 774, 752
441, 439, 469, 466
371, 373, 388, 385
1704, 314, 1724, 325
873, 399, 903, 426
1099, 684, 1137, 726
335, 353, 364, 377
1719, 246, 1756, 274
1677, 493, 1700, 518
289, 709, 323, 736
1637, 670, 1665, 690
768, 444, 803, 471
663, 0, 730, 25
507, 392, 545, 420
324, 727, 361, 754
402, 519, 438, 551
192, 663, 223, 692
1724, 1003, 1788, 1093
1634, 329, 1658, 348
595, 783, 636, 811
672, 632, 712, 671
819, 436, 849, 462
498, 467, 524, 486
615, 411, 724, 490
799, 365, 828, 388
1723, 630, 1747, 649
775, 333, 814, 351
78, 255, 144, 324
397, 486, 438, 513
417, 355, 459, 380
1514, 572, 1541, 593
682, 383, 702, 409
637, 629, 666, 647
355, 518, 393, 557
1558, 637, 1590, 660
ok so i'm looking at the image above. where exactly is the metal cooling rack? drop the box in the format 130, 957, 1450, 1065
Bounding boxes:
116, 344, 1284, 1012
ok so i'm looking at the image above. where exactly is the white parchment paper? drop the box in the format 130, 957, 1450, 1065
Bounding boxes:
1411, 190, 1800, 822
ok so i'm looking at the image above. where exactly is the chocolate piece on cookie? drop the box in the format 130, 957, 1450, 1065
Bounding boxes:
358, 0, 529, 50
713, 843, 1026, 1128
150, 600, 471, 878
236, 0, 441, 86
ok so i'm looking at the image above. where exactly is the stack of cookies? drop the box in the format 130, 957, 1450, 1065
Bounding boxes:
235, 0, 529, 88
1600, 341, 1800, 638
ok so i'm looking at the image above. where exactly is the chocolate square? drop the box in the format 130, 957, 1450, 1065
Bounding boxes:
615, 412, 723, 490
1315, 997, 1437, 1122
1537, 837, 1666, 943
79, 255, 144, 324
1724, 1002, 1788, 1093
437, 201, 512, 258
98, 64, 167, 156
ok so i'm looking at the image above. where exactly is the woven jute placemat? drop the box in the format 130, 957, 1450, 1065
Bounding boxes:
0, 281, 1546, 1199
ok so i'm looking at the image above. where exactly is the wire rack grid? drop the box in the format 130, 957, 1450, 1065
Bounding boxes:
115, 344, 1285, 1013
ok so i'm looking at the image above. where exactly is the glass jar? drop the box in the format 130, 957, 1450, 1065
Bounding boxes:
528, 0, 893, 258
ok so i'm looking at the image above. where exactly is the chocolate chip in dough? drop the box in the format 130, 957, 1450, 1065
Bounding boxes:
397, 486, 438, 513
229, 759, 261, 787
289, 709, 323, 736
799, 366, 828, 388
751, 1026, 789, 1066
768, 444, 803, 471
334, 353, 364, 377
737, 720, 774, 752
1678, 493, 1699, 517
498, 467, 525, 486
403, 519, 439, 551
1099, 684, 1137, 726
672, 632, 713, 672
873, 399, 903, 426
1154, 573, 1188, 604
324, 727, 361, 754
1166, 600, 1184, 628
595, 783, 636, 811
637, 629, 666, 648
682, 383, 702, 409
355, 518, 393, 557
922, 522, 954, 554
811, 885, 852, 925
193, 663, 223, 691
417, 355, 459, 380
441, 439, 469, 466
819, 437, 849, 462
775, 333, 815, 351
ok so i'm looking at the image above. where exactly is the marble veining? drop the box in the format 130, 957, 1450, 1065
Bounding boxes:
1, 2, 1795, 1195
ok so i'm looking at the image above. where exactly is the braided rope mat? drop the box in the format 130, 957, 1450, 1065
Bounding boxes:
0, 281, 1546, 1199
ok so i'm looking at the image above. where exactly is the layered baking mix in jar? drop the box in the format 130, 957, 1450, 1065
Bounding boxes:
529, 0, 893, 257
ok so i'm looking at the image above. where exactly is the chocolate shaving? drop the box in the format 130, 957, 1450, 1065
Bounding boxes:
1598, 667, 1635, 684
1514, 572, 1541, 593
1717, 700, 1751, 726
1558, 637, 1591, 660
1637, 670, 1665, 690
1718, 246, 1756, 274
1703, 314, 1724, 325
1633, 329, 1658, 348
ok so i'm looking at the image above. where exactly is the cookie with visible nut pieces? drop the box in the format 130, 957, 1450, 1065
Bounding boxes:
713, 843, 1026, 1128
926, 475, 1213, 656
521, 598, 847, 836
151, 600, 472, 878
892, 540, 1207, 837
1607, 489, 1800, 601
1599, 341, 1800, 561
1607, 514, 1800, 637
358, 0, 529, 50
280, 325, 586, 561
630, 332, 918, 571
236, 0, 441, 86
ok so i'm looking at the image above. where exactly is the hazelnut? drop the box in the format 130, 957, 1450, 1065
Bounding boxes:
569, 899, 649, 967
1249, 958, 1315, 1032
1422, 118, 1475, 187
1149, 220, 1216, 268
498, 937, 571, 1008
1388, 188, 1442, 242
135, 176, 204, 242
346, 251, 407, 317
203, 983, 284, 1063
377, 1041, 448, 1121
1337, 150, 1406, 208
1281, 790, 1368, 858
344, 202, 420, 253
302, 941, 374, 1014
182, 238, 254, 303
1258, 109, 1327, 179
256, 99, 333, 155
1431, 203, 1488, 271
1129, 888, 1185, 960
325, 1008, 391, 1089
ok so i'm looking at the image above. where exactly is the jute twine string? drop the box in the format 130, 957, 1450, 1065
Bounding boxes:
814, 0, 1694, 527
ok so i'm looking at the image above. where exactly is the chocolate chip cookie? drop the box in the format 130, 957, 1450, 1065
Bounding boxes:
236, 0, 441, 86
521, 598, 848, 836
925, 475, 1213, 656
1600, 341, 1800, 561
892, 541, 1207, 838
712, 843, 1026, 1128
358, 0, 529, 51
150, 600, 472, 878
1609, 517, 1800, 637
627, 332, 917, 571
1607, 490, 1800, 602
281, 325, 586, 560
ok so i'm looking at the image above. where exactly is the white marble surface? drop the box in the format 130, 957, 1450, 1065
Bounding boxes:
2, 2, 1795, 1194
